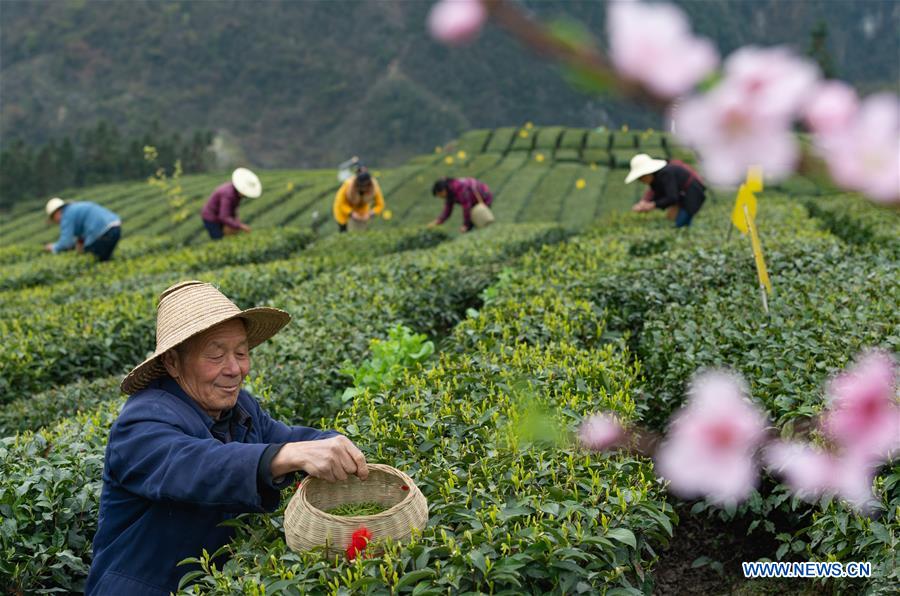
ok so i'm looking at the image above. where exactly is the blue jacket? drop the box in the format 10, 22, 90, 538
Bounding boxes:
52, 201, 121, 253
85, 377, 338, 595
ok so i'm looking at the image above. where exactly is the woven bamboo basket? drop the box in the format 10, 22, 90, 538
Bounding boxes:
471, 203, 495, 228
284, 464, 428, 556
347, 218, 369, 232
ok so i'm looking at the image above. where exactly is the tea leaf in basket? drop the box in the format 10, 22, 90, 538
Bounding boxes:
327, 502, 387, 516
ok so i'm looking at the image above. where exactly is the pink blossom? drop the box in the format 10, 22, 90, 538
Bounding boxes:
822, 351, 899, 459
675, 84, 799, 185
674, 46, 820, 185
579, 413, 626, 451
724, 46, 820, 120
764, 441, 876, 511
814, 94, 900, 204
655, 371, 768, 504
607, 0, 718, 98
428, 0, 486, 46
803, 80, 859, 136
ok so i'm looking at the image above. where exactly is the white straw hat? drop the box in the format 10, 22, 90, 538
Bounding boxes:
232, 167, 262, 198
45, 197, 67, 218
121, 280, 289, 394
625, 154, 668, 184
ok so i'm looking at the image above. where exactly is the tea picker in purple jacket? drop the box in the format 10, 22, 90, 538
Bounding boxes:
200, 167, 261, 240
85, 280, 368, 595
428, 177, 494, 233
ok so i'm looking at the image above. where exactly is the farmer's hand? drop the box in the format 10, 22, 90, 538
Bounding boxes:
240, 223, 252, 233
426, 220, 438, 229
271, 436, 368, 482
459, 225, 469, 233
632, 200, 654, 213
75, 239, 85, 253
44, 243, 54, 253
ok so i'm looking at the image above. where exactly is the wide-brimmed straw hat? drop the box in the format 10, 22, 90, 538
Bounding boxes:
232, 167, 262, 198
45, 197, 67, 218
625, 154, 667, 184
121, 280, 289, 395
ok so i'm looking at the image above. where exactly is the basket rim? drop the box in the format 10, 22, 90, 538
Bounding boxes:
296, 463, 422, 522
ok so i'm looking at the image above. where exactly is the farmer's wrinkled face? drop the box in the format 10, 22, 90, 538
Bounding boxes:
163, 319, 250, 419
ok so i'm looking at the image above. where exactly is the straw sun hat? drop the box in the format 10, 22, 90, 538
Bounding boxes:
232, 167, 262, 198
625, 154, 668, 184
45, 197, 67, 218
121, 281, 289, 395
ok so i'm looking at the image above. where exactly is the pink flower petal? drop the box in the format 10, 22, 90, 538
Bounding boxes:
803, 80, 859, 135
814, 94, 900, 204
579, 413, 626, 451
428, 0, 486, 46
724, 46, 820, 120
765, 441, 877, 512
608, 1, 718, 98
822, 351, 900, 459
655, 371, 767, 504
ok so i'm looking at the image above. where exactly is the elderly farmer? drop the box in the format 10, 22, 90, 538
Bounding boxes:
86, 281, 368, 595
428, 177, 494, 233
627, 154, 707, 228
43, 198, 122, 261
200, 167, 261, 239
333, 168, 385, 232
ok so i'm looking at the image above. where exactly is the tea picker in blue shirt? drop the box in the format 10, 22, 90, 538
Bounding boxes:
43, 197, 122, 261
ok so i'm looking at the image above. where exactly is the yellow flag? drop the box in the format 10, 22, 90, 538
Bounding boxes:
731, 166, 763, 233
746, 165, 764, 193
744, 207, 772, 294
731, 184, 758, 234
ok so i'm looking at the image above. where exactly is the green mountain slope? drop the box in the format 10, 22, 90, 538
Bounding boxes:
1, 0, 896, 170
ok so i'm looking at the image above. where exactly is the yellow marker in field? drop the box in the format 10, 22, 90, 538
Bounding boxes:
286, 181, 295, 192
435, 146, 443, 153
519, 129, 529, 138
444, 156, 454, 165
575, 178, 586, 190
745, 211, 771, 295
731, 184, 758, 234
535, 153, 545, 163
457, 150, 467, 160
525, 121, 534, 130
731, 166, 772, 311
382, 209, 393, 220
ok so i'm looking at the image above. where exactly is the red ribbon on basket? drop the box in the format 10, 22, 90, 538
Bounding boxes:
346, 526, 372, 561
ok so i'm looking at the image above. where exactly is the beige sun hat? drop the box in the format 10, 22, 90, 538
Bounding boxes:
625, 154, 668, 184
121, 280, 290, 395
232, 167, 262, 198
45, 197, 67, 218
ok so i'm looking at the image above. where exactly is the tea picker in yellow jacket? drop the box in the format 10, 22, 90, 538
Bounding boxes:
333, 169, 385, 233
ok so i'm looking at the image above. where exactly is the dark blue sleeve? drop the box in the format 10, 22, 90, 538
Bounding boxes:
107, 411, 272, 513
249, 398, 340, 444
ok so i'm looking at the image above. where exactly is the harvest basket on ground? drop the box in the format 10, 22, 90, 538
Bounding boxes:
284, 463, 428, 556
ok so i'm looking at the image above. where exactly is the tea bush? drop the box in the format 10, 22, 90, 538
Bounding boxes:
0, 223, 568, 593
